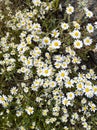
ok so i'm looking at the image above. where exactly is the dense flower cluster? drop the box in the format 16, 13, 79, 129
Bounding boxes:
0, 0, 97, 130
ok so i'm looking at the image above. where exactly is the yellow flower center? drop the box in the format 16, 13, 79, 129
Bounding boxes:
67, 81, 71, 85
86, 39, 90, 43
85, 88, 89, 93
44, 39, 49, 43
78, 84, 82, 89
91, 106, 95, 110
27, 60, 31, 65
94, 88, 97, 92
69, 94, 73, 97
64, 24, 67, 28
44, 70, 49, 74
75, 32, 79, 36
76, 42, 81, 46
89, 26, 93, 30
64, 100, 68, 104
29, 108, 33, 113
54, 32, 57, 36
68, 8, 72, 12
0, 97, 5, 101
54, 42, 59, 46
61, 73, 65, 77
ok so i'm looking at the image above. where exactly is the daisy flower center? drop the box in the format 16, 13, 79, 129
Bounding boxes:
89, 26, 93, 30
85, 88, 89, 93
61, 73, 65, 77
44, 39, 49, 43
44, 70, 49, 74
76, 42, 81, 46
54, 42, 59, 46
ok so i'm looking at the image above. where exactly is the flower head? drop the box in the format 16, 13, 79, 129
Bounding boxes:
25, 106, 34, 115
74, 40, 83, 49
66, 4, 74, 15
86, 23, 94, 33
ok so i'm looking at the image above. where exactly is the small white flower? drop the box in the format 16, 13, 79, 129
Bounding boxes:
67, 92, 75, 100
32, 0, 41, 6
42, 37, 50, 45
86, 23, 94, 33
73, 21, 80, 29
42, 68, 52, 77
49, 81, 57, 88
86, 11, 93, 18
62, 97, 70, 106
72, 56, 81, 64
32, 23, 41, 31
42, 109, 49, 116
84, 8, 93, 18
66, 4, 74, 15
51, 40, 61, 49
74, 40, 83, 49
24, 87, 29, 93
31, 84, 39, 91
65, 79, 74, 88
77, 82, 84, 90
10, 87, 18, 95
70, 30, 81, 39
59, 70, 68, 79
51, 30, 59, 38
61, 22, 69, 30
83, 37, 92, 46
25, 58, 33, 67
0, 95, 7, 104
84, 85, 94, 98
16, 110, 22, 117
25, 106, 34, 115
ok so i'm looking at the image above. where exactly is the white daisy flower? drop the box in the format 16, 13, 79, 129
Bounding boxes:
51, 30, 60, 38
49, 81, 57, 88
25, 58, 33, 67
25, 106, 34, 115
90, 103, 96, 112
61, 22, 69, 30
70, 30, 81, 39
10, 87, 18, 95
84, 8, 93, 18
77, 82, 84, 90
86, 23, 94, 33
51, 40, 61, 49
66, 4, 74, 15
83, 37, 92, 46
62, 97, 70, 106
32, 0, 41, 6
84, 85, 94, 98
73, 21, 80, 29
0, 95, 7, 104
42, 68, 52, 77
54, 62, 61, 68
59, 70, 68, 79
42, 37, 50, 45
65, 79, 74, 88
31, 84, 39, 91
67, 92, 75, 100
74, 40, 83, 49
